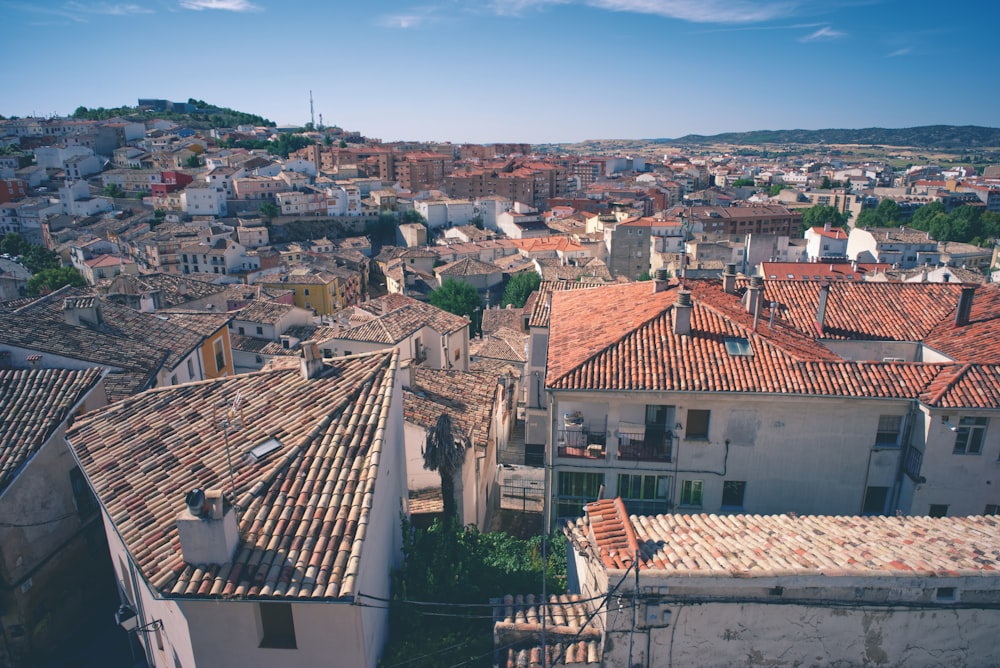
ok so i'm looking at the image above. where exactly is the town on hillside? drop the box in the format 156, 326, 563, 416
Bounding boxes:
1, 106, 999, 668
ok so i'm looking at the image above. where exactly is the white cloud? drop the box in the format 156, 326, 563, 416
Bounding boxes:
490, 0, 793, 23
179, 0, 260, 11
377, 13, 427, 29
887, 47, 912, 57
799, 25, 845, 42
65, 1, 154, 14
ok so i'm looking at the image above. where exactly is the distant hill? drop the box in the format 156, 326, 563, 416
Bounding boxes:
657, 125, 1000, 149
70, 99, 274, 129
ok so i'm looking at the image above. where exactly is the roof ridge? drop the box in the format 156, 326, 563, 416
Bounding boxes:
923, 362, 974, 407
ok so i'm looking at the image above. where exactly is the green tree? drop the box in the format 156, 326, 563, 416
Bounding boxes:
501, 271, 540, 308
0, 232, 30, 258
429, 278, 482, 332
365, 212, 397, 244
856, 198, 900, 229
338, 139, 347, 149
185, 154, 201, 168
103, 184, 125, 198
767, 184, 786, 197
259, 201, 279, 221
27, 267, 86, 296
400, 209, 426, 225
800, 204, 848, 234
732, 178, 755, 187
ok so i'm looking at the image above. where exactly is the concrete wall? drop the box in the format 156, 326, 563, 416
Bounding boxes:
551, 391, 916, 517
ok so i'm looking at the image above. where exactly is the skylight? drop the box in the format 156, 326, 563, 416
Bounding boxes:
724, 337, 753, 356
246, 437, 283, 464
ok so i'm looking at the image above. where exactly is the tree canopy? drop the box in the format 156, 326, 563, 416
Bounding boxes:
1, 233, 61, 273
855, 198, 900, 229
27, 267, 86, 296
800, 204, 848, 234
501, 271, 540, 308
381, 517, 566, 668
428, 278, 482, 332
908, 202, 1000, 246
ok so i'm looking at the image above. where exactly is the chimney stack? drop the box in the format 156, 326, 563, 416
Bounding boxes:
955, 286, 975, 327
176, 489, 239, 565
673, 290, 692, 336
653, 268, 670, 293
722, 263, 737, 294
300, 340, 324, 380
816, 283, 831, 336
744, 275, 764, 316
823, 222, 831, 232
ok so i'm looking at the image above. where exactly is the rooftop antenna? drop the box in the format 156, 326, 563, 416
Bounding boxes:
309, 90, 315, 129
212, 390, 245, 509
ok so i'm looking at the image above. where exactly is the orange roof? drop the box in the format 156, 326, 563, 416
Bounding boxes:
809, 226, 849, 240
545, 280, 1000, 406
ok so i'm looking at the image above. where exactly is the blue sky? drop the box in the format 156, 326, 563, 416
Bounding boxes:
1, 0, 995, 144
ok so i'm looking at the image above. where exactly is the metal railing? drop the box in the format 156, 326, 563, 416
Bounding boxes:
617, 429, 673, 462
556, 429, 606, 460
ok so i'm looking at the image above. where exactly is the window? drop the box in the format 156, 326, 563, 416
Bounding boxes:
256, 326, 264, 336
953, 417, 988, 455
258, 603, 297, 649
875, 415, 902, 447
985, 504, 999, 515
171, 374, 178, 385
679, 480, 703, 507
187, 359, 194, 378
862, 486, 888, 515
935, 587, 957, 601
557, 471, 604, 518
618, 474, 669, 501
685, 409, 710, 440
303, 288, 310, 296
928, 504, 948, 518
238, 326, 245, 335
721, 481, 746, 509
724, 337, 753, 356
214, 339, 225, 372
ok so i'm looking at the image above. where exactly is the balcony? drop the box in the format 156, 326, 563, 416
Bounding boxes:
617, 428, 673, 463
556, 429, 606, 460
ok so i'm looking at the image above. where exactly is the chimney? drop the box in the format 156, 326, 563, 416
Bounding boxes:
816, 283, 831, 336
743, 275, 764, 316
176, 489, 239, 565
823, 222, 831, 232
63, 296, 102, 327
673, 290, 692, 335
722, 263, 737, 294
955, 286, 975, 327
299, 340, 324, 379
652, 268, 670, 293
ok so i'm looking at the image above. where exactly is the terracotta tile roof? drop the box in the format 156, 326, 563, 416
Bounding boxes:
233, 300, 301, 325
402, 367, 499, 446
338, 295, 468, 344
566, 500, 1000, 578
470, 327, 527, 364
535, 258, 612, 283
67, 351, 399, 600
492, 593, 602, 667
810, 226, 849, 240
923, 284, 1000, 363
758, 280, 966, 342
760, 262, 889, 281
408, 487, 443, 515
1, 288, 209, 399
0, 368, 104, 495
435, 257, 501, 277
153, 311, 231, 338
545, 281, 973, 400
481, 306, 524, 335
527, 280, 606, 328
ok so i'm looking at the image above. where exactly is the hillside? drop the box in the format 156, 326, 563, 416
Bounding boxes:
661, 125, 1000, 149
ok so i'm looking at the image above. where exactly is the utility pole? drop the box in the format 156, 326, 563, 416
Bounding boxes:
309, 90, 315, 129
